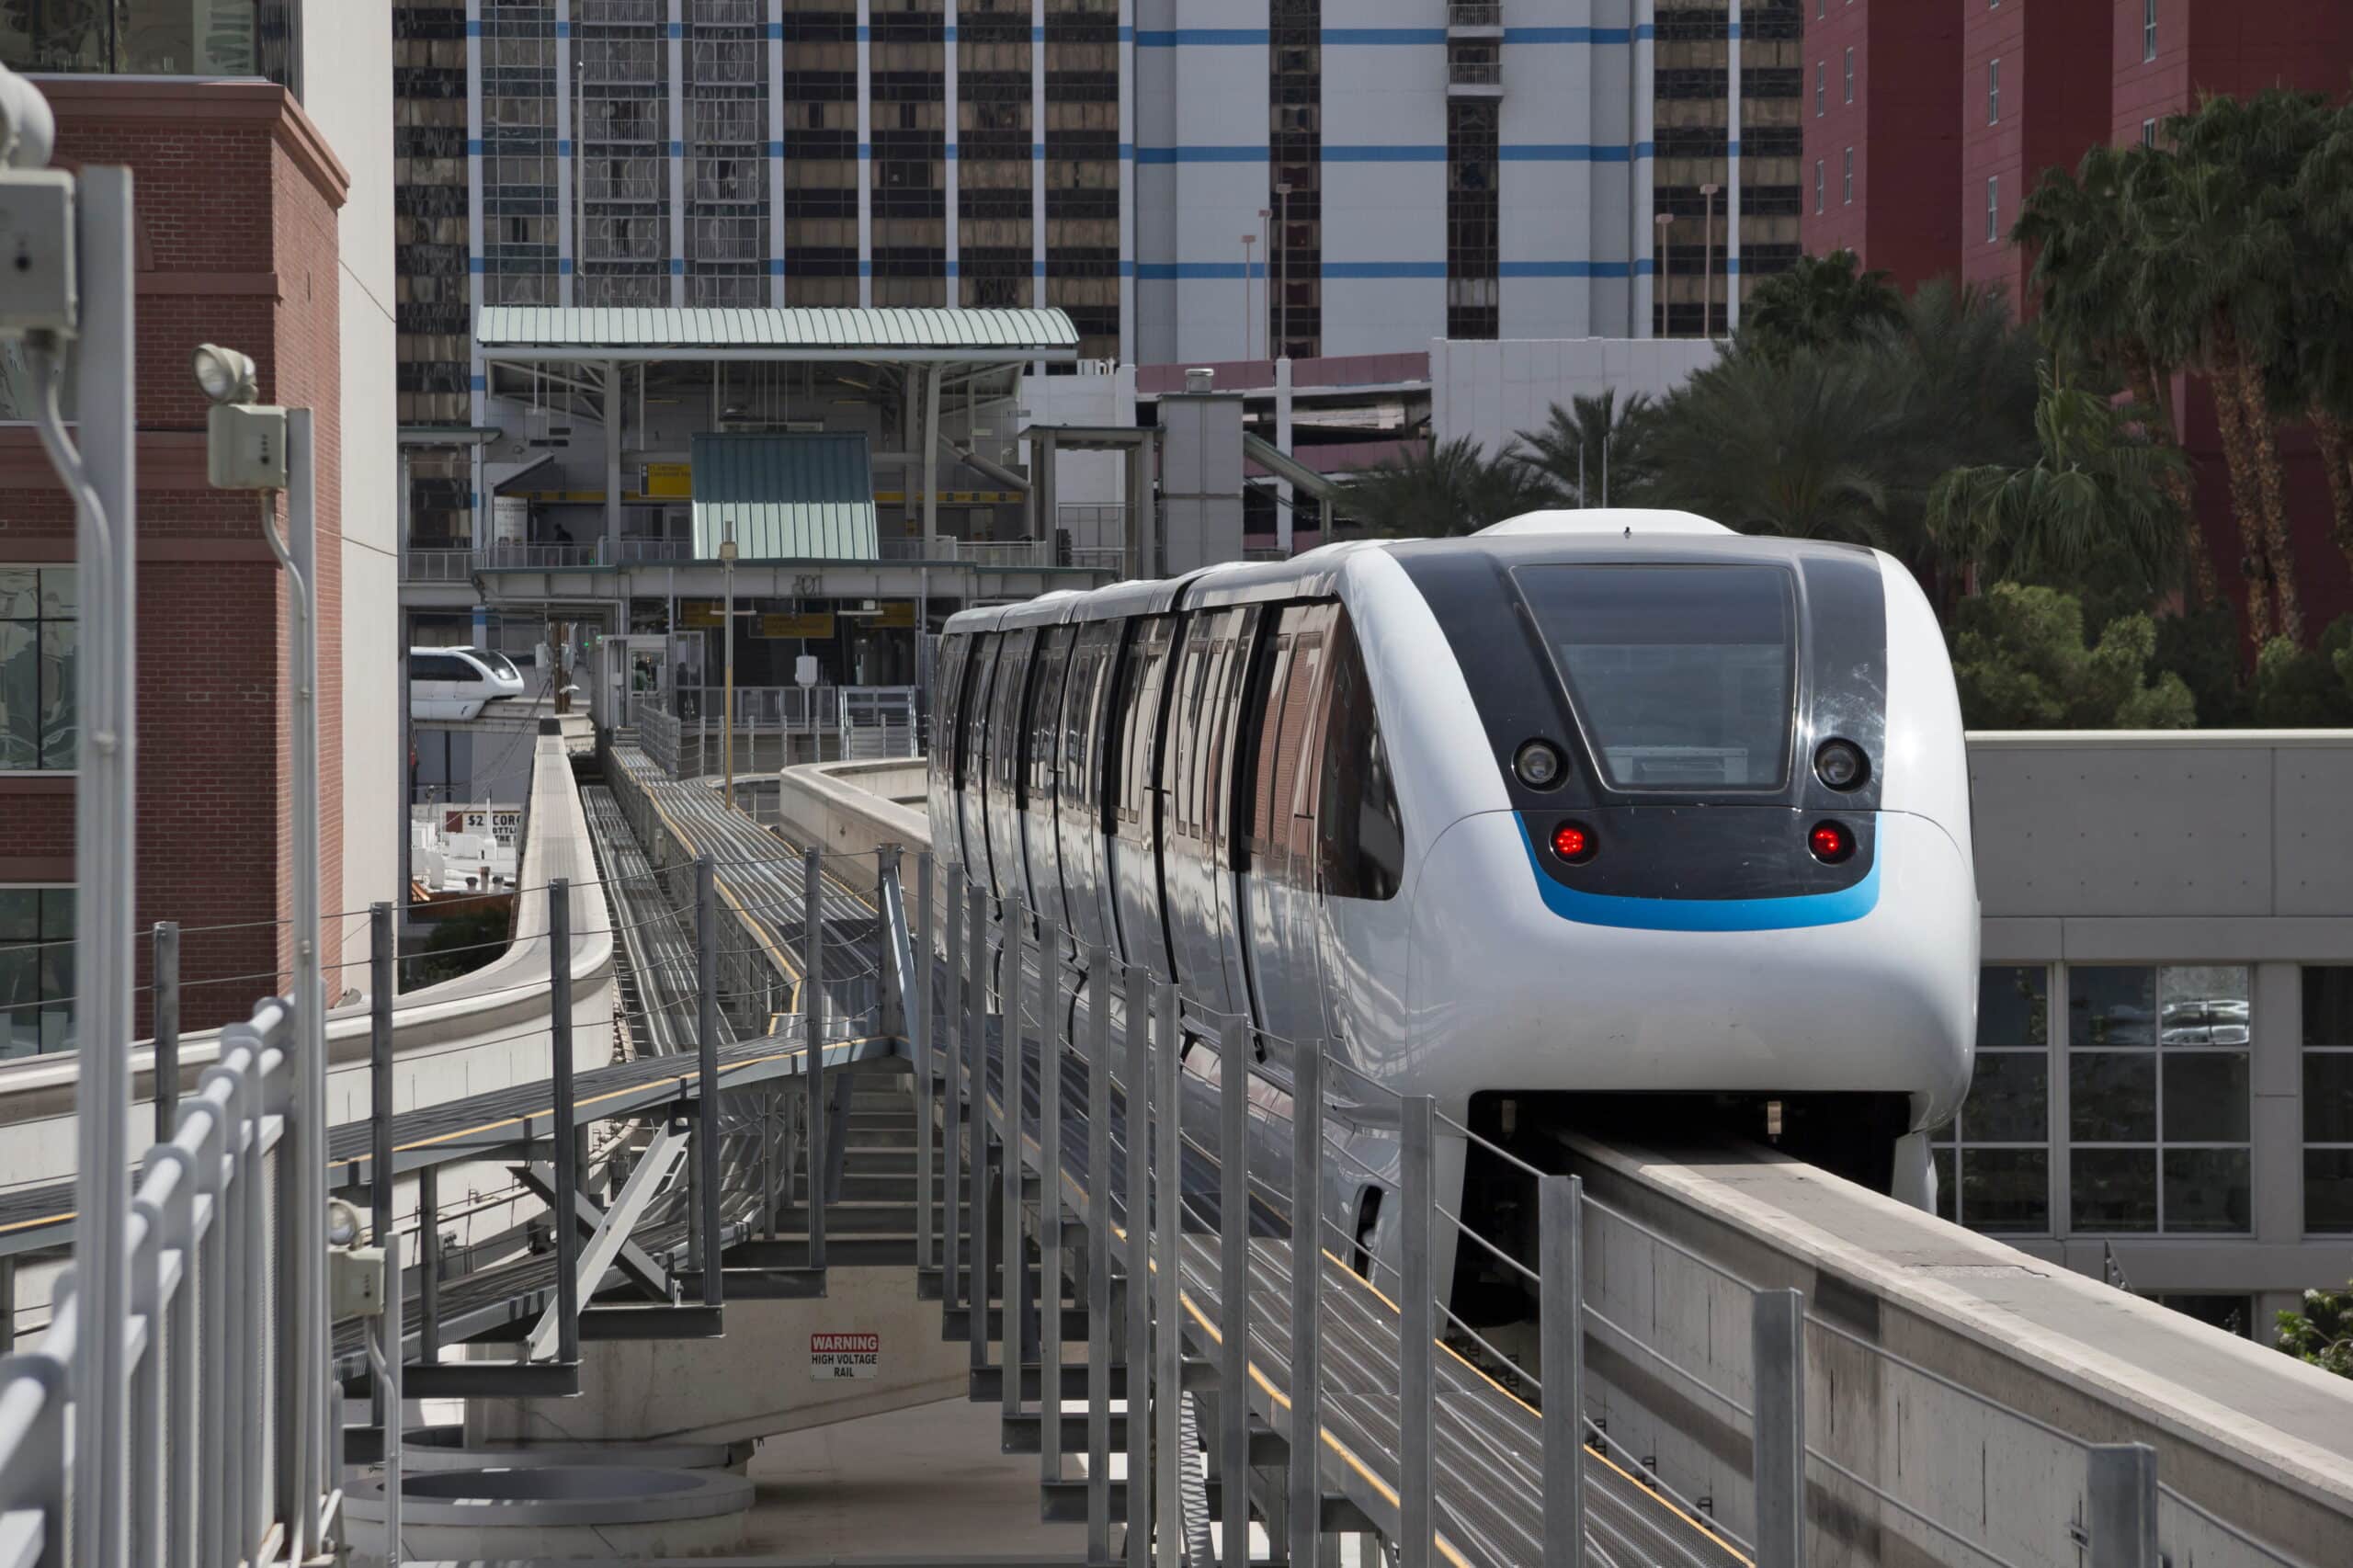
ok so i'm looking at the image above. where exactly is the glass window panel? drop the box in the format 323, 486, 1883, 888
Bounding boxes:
2305, 1150, 2353, 1233
2163, 1148, 2250, 1233
2070, 966, 2155, 1049
2071, 1149, 2156, 1232
1931, 1146, 1955, 1222
0, 569, 34, 618
40, 620, 75, 769
2303, 1053, 2353, 1143
1, 622, 36, 770
0, 887, 34, 939
1978, 965, 2048, 1049
2304, 967, 2353, 1046
2069, 1052, 2155, 1142
1960, 1148, 2048, 1233
1962, 1051, 2047, 1142
2160, 965, 2250, 1046
2162, 1052, 2249, 1142
40, 567, 74, 617
38, 888, 70, 939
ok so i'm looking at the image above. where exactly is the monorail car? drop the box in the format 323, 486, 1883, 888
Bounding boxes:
926, 509, 1976, 1215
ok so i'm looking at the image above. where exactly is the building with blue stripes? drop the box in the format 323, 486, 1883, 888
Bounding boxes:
392, 0, 1799, 548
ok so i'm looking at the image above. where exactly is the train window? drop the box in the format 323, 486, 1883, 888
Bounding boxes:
1244, 623, 1297, 873
1210, 607, 1263, 868
1247, 604, 1330, 885
991, 631, 1032, 798
938, 635, 970, 782
1515, 562, 1796, 791
1028, 626, 1074, 812
1165, 626, 1214, 843
1318, 611, 1404, 902
1064, 626, 1116, 827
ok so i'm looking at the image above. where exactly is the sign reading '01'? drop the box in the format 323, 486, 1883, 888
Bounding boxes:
809, 1332, 880, 1381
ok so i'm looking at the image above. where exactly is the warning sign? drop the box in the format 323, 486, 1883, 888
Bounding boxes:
810, 1332, 881, 1381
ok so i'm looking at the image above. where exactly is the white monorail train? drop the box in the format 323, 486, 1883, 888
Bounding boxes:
927, 509, 1976, 1244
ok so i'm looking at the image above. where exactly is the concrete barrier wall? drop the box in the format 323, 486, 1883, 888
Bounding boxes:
0, 734, 618, 1192
770, 759, 929, 896
1565, 1135, 2353, 1568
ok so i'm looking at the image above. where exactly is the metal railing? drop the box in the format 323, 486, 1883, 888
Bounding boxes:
1449, 1, 1503, 26
889, 858, 2211, 1568
1448, 59, 1503, 87
0, 993, 346, 1567
642, 687, 920, 776
474, 540, 606, 571
402, 547, 474, 583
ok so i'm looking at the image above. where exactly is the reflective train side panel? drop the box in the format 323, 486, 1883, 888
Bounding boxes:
926, 513, 1977, 1210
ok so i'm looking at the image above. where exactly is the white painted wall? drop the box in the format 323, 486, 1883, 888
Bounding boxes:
1427, 335, 1719, 465
1017, 366, 1136, 512
1318, 23, 1447, 356
303, 6, 404, 928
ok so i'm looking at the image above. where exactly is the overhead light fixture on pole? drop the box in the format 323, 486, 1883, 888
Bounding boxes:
721, 519, 738, 811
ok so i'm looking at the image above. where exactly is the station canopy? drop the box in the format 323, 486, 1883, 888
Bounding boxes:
690, 431, 878, 560
475, 305, 1079, 365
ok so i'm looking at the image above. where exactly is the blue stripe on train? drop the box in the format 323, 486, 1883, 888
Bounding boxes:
1518, 832, 1880, 932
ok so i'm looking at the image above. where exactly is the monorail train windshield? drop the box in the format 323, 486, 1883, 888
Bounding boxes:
1514, 562, 1796, 791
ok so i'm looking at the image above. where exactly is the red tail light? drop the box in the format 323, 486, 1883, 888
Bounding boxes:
1809, 821, 1855, 864
1552, 822, 1597, 864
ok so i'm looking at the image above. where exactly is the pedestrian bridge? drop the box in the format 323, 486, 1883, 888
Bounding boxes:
0, 743, 2347, 1568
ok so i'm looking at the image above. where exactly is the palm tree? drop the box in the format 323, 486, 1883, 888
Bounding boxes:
1927, 365, 2189, 592
1509, 390, 1654, 505
1336, 437, 1563, 538
2016, 142, 2222, 605
2136, 92, 2320, 647
2290, 101, 2353, 581
1739, 248, 1905, 359
1639, 348, 1904, 548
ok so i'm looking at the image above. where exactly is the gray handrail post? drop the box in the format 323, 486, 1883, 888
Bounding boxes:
1217, 1013, 1250, 1568
1152, 979, 1183, 1568
2086, 1444, 2159, 1568
697, 855, 724, 1305
1289, 1037, 1324, 1568
417, 1165, 441, 1362
915, 850, 935, 1271
369, 901, 395, 1424
1539, 1174, 1586, 1568
803, 844, 827, 1275
1123, 957, 1153, 1568
1041, 921, 1067, 1488
878, 843, 903, 1038
1085, 941, 1114, 1562
380, 1231, 404, 1568
1003, 903, 1029, 1425
942, 858, 963, 1313
1400, 1095, 1438, 1568
968, 881, 992, 1378
550, 876, 581, 1364
1752, 1288, 1806, 1568
153, 921, 181, 1143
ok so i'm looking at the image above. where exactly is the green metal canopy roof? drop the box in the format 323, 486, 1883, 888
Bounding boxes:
476, 305, 1079, 360
690, 432, 879, 561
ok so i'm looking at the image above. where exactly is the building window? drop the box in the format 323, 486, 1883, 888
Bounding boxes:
0, 886, 74, 1059
1987, 59, 2000, 123
1814, 62, 1824, 117
1843, 46, 1854, 104
2304, 967, 2353, 1233
2151, 1294, 2253, 1339
0, 0, 294, 85
1931, 967, 2052, 1233
1985, 176, 1999, 243
2144, 0, 2158, 62
1813, 159, 1824, 214
1, 566, 76, 773
2068, 965, 2253, 1234
2143, 118, 2157, 148
1842, 147, 1853, 205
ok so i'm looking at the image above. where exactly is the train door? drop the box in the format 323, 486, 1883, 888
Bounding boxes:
961, 633, 1002, 897
985, 628, 1036, 911
1023, 625, 1076, 943
1108, 615, 1176, 983
1164, 606, 1255, 1019
929, 633, 970, 869
1240, 602, 1334, 1056
1056, 623, 1117, 958
1310, 610, 1409, 1062
1210, 604, 1271, 1038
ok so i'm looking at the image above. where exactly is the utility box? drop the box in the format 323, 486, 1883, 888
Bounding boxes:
0, 169, 75, 339
207, 402, 290, 490
1156, 369, 1245, 573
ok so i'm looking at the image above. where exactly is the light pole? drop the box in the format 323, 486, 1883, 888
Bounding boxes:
1654, 210, 1676, 336
1256, 208, 1271, 360
1699, 181, 1721, 338
1274, 182, 1292, 357
1241, 231, 1258, 361
721, 519, 738, 810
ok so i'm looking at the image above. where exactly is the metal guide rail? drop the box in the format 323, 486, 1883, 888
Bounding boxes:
913, 859, 1757, 1568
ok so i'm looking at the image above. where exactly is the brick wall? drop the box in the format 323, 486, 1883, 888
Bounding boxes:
0, 81, 350, 1035
1801, 0, 1962, 291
